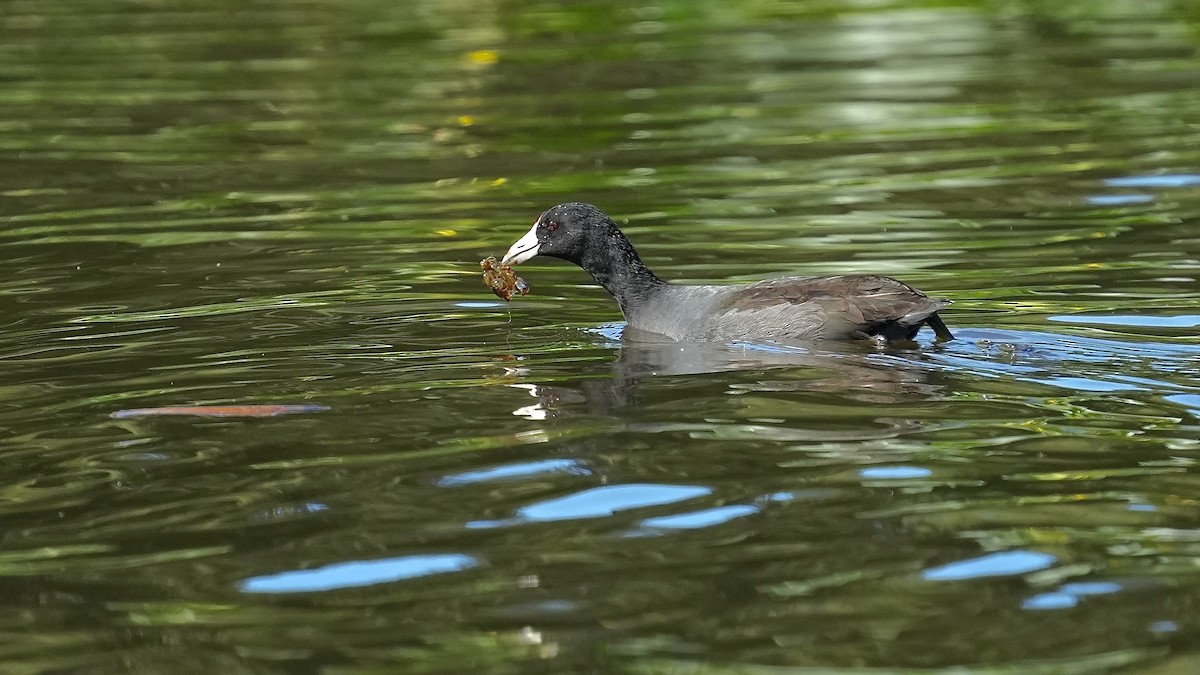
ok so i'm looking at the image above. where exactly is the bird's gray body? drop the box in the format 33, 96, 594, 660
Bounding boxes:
624, 275, 950, 342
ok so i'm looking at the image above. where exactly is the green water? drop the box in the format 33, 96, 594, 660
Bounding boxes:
2, 0, 1200, 672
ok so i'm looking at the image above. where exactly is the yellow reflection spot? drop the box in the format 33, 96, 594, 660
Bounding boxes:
492, 178, 507, 187
458, 115, 474, 127
1087, 262, 1102, 268
436, 229, 457, 237
386, 122, 425, 134
3, 187, 68, 197
468, 50, 499, 65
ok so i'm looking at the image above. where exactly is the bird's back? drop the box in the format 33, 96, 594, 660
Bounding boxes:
628, 275, 952, 342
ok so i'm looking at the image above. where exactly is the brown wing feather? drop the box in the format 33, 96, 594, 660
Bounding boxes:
713, 275, 951, 340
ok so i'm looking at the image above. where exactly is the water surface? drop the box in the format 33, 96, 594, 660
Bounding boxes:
2, 0, 1200, 672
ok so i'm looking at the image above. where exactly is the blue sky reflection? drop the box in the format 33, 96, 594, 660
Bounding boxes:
240, 553, 478, 594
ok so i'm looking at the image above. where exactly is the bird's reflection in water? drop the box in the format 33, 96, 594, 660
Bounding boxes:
505, 324, 947, 422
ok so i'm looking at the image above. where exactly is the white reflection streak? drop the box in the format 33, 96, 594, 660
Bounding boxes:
509, 383, 548, 420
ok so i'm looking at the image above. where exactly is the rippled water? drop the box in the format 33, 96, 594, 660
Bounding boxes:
3, 0, 1200, 672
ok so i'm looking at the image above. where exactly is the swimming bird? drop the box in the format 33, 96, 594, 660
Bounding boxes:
501, 202, 953, 343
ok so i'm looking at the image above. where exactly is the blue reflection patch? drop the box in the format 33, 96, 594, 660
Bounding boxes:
517, 484, 711, 522
1104, 174, 1200, 188
1059, 581, 1121, 596
1023, 580, 1121, 610
1166, 394, 1200, 415
464, 519, 506, 529
860, 466, 933, 480
1038, 376, 1138, 392
239, 553, 478, 594
437, 459, 589, 487
1023, 592, 1078, 610
923, 550, 1056, 581
1084, 194, 1154, 206
640, 504, 759, 530
1048, 314, 1200, 328
455, 301, 505, 308
587, 322, 626, 343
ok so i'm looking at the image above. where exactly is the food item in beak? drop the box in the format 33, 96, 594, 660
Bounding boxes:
480, 256, 529, 301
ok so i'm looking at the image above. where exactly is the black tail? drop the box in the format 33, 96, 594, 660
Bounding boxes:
926, 313, 954, 341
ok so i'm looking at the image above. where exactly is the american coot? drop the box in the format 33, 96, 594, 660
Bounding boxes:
501, 202, 953, 343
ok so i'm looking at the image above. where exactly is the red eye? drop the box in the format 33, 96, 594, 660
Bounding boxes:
547, 221, 559, 232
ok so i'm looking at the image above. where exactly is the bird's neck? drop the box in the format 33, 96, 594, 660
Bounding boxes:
576, 234, 667, 316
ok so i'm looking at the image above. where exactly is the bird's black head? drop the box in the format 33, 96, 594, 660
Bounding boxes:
501, 202, 614, 267
499, 202, 664, 310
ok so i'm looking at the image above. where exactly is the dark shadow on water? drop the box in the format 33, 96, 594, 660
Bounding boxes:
512, 323, 1199, 422
511, 323, 950, 420
611, 325, 942, 391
